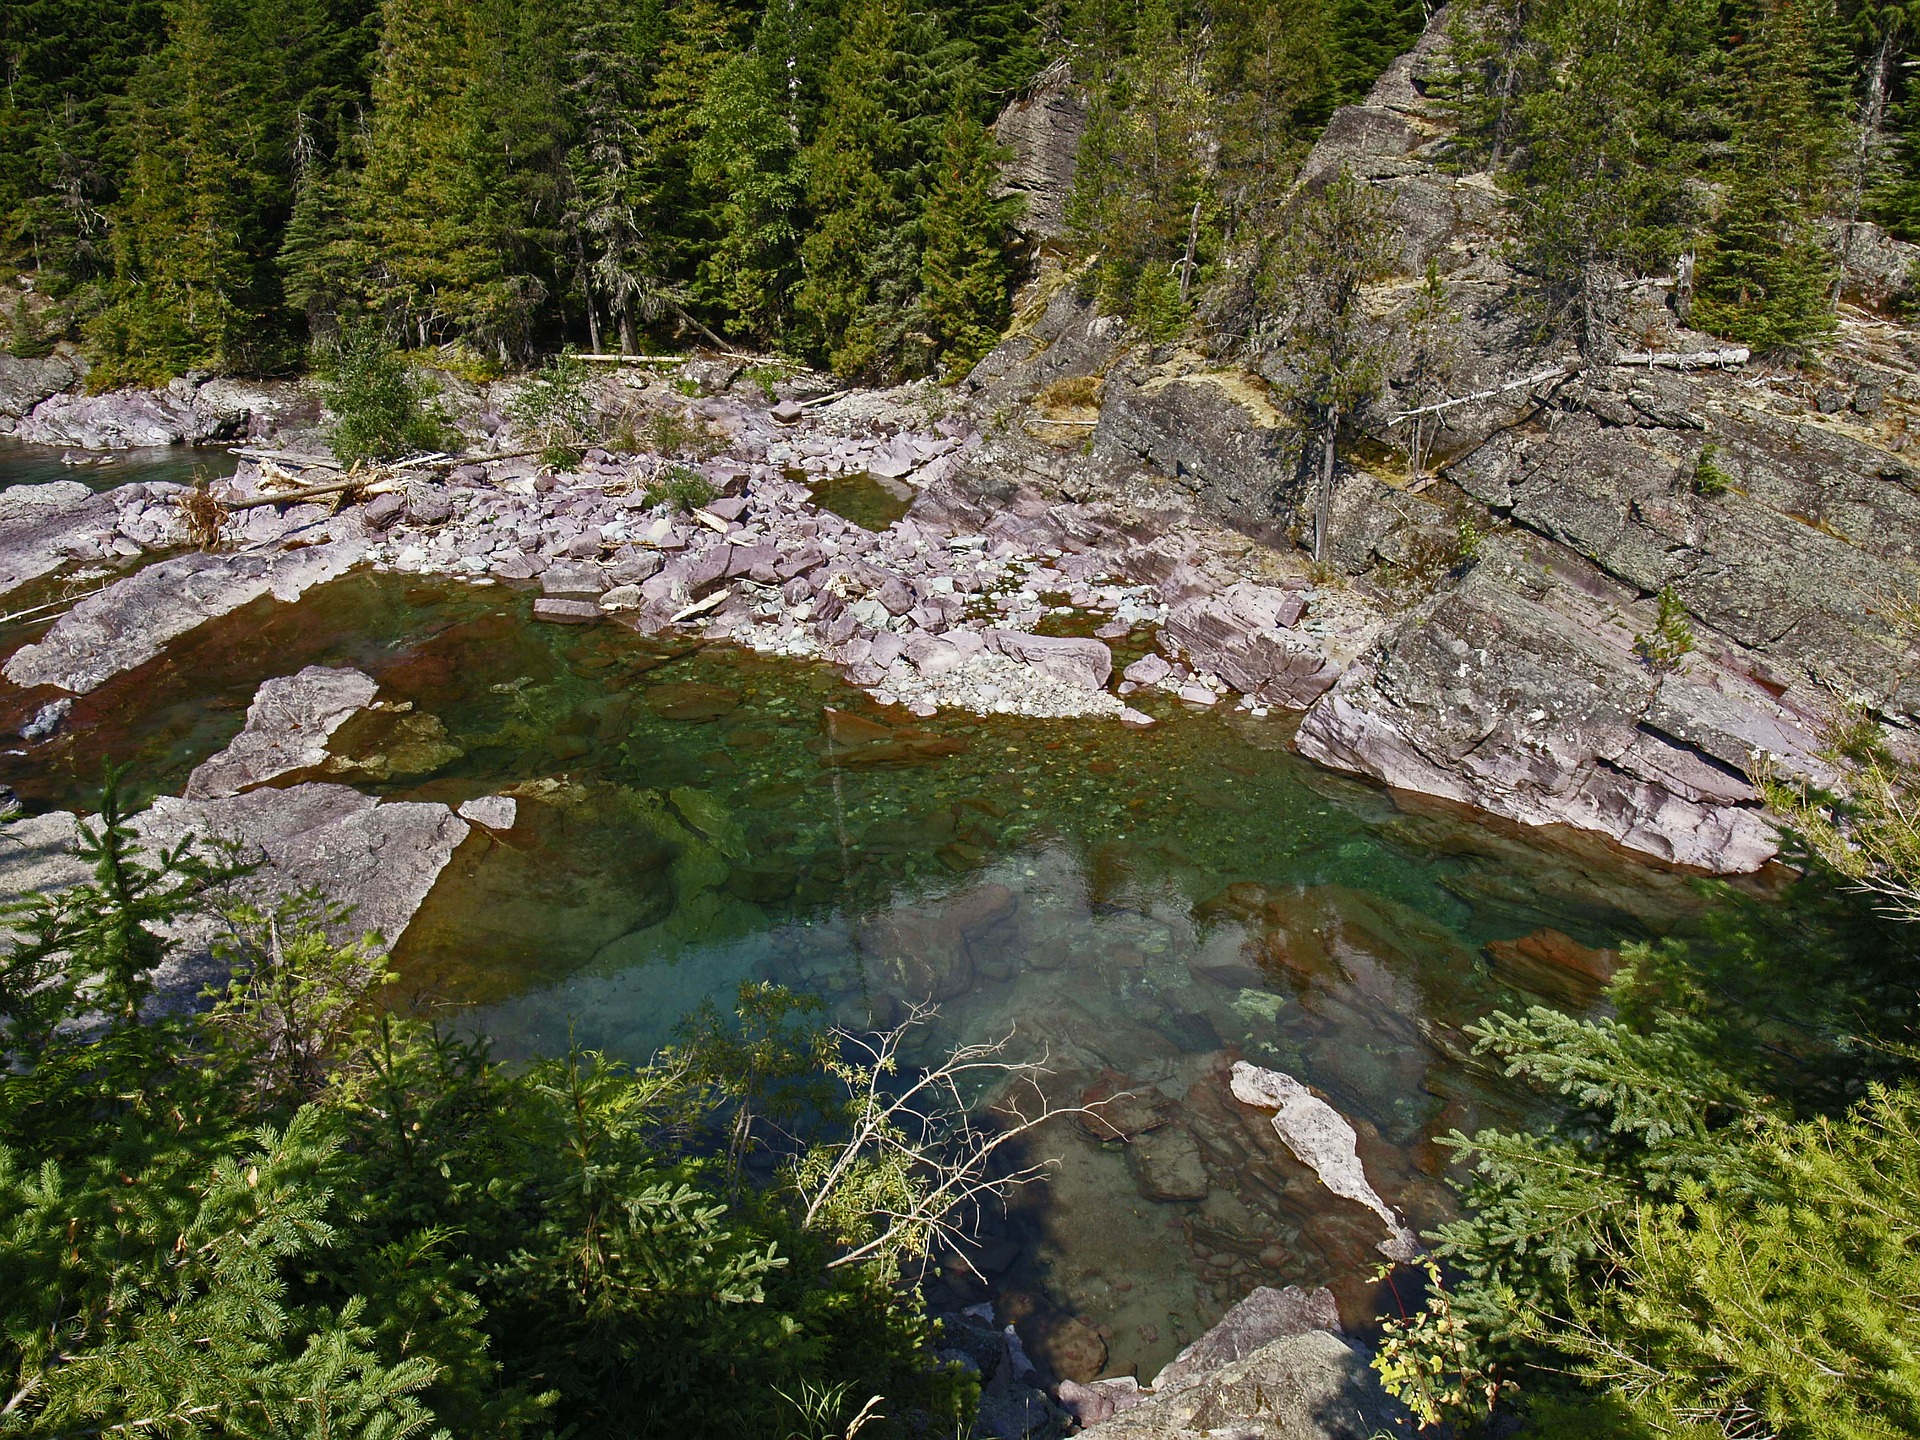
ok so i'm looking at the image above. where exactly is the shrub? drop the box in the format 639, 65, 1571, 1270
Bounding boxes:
509, 348, 596, 469
1633, 585, 1695, 674
643, 465, 717, 513
1692, 443, 1734, 496
314, 322, 448, 466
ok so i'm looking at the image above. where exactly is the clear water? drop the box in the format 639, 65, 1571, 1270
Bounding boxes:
0, 437, 240, 493
0, 544, 1727, 1379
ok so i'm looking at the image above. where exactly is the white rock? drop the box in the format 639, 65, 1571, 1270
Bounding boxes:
457, 795, 517, 831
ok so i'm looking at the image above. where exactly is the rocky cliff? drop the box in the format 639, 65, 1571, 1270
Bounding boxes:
955, 10, 1920, 876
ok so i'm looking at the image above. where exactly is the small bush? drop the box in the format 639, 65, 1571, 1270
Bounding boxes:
1693, 443, 1734, 496
6, 296, 54, 359
510, 347, 595, 458
314, 322, 447, 466
1634, 585, 1695, 674
643, 465, 717, 513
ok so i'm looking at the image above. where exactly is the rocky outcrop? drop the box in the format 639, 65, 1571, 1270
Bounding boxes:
0, 481, 118, 597
11, 374, 306, 449
184, 667, 380, 800
993, 60, 1087, 242
0, 350, 85, 430
4, 523, 370, 694
1076, 1286, 1410, 1440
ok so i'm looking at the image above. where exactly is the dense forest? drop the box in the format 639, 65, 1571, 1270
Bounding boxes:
0, 0, 1424, 386
9, 0, 1920, 388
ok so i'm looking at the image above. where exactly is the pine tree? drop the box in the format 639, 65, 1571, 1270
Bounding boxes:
919, 108, 1020, 372
1693, 0, 1840, 354
692, 52, 803, 345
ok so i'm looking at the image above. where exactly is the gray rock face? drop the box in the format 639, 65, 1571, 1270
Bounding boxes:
1295, 564, 1788, 872
184, 667, 380, 800
0, 480, 117, 598
12, 374, 298, 449
1163, 584, 1337, 709
1150, 1286, 1344, 1396
4, 529, 369, 694
0, 352, 85, 428
1093, 373, 1301, 537
992, 61, 1087, 241
1080, 1331, 1407, 1440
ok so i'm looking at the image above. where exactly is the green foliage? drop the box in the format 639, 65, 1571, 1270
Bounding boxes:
5, 297, 55, 359
1633, 585, 1695, 674
1692, 0, 1840, 356
315, 323, 448, 467
1691, 442, 1734, 496
0, 794, 969, 1438
642, 465, 717, 512
508, 346, 597, 467
919, 109, 1021, 373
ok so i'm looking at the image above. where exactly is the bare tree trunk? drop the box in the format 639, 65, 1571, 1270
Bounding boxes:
1179, 196, 1203, 305
1314, 407, 1338, 564
585, 296, 602, 356
618, 306, 637, 356
1837, 27, 1900, 306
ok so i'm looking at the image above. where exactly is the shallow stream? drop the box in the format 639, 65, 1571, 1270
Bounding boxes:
0, 453, 1723, 1380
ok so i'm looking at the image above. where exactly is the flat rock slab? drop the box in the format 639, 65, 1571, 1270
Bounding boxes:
532, 597, 602, 624
138, 782, 469, 951
184, 666, 379, 800
0, 481, 118, 599
4, 532, 369, 694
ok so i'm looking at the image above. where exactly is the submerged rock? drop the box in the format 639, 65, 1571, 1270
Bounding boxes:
1229, 1061, 1420, 1261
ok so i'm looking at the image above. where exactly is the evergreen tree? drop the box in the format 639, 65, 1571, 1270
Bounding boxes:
692, 51, 803, 344
1693, 0, 1841, 354
919, 108, 1020, 372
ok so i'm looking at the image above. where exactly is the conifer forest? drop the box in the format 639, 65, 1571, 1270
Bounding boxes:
3, 0, 1920, 1438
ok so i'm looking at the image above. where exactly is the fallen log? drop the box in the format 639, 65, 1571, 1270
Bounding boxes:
1612, 346, 1750, 369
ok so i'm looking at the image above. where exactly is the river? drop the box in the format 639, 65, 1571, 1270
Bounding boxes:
0, 447, 1723, 1381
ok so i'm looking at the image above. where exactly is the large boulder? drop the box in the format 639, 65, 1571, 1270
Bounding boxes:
1080, 1331, 1408, 1439
992, 61, 1087, 242
0, 351, 85, 430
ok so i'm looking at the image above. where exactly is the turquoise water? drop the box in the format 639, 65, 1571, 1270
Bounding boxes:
0, 563, 1721, 1379
0, 437, 239, 493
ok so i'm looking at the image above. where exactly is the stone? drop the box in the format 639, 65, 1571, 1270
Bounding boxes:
1126, 1125, 1210, 1202
1056, 1378, 1143, 1429
991, 61, 1087, 241
1149, 1286, 1343, 1395
0, 480, 117, 599
1163, 586, 1336, 709
19, 698, 72, 741
1229, 1062, 1419, 1261
1029, 1315, 1107, 1385
136, 783, 469, 956
404, 484, 454, 526
541, 561, 607, 597
4, 535, 368, 695
1080, 1331, 1407, 1439
0, 351, 85, 428
1485, 927, 1619, 1009
363, 491, 406, 529
771, 399, 806, 424
185, 666, 379, 800
532, 597, 602, 625
456, 795, 518, 831
1122, 652, 1172, 686
985, 629, 1113, 689
598, 583, 643, 611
